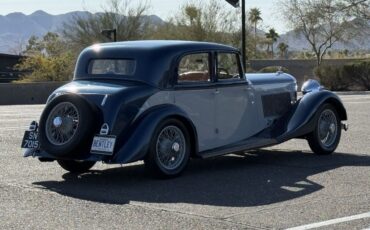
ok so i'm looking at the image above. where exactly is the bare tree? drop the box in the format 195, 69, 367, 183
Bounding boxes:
8, 37, 27, 55
153, 1, 241, 46
62, 0, 151, 52
280, 0, 370, 66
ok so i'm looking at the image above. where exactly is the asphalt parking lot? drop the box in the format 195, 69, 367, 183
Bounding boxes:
0, 94, 369, 229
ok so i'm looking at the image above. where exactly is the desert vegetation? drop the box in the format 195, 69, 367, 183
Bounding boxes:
14, 0, 369, 89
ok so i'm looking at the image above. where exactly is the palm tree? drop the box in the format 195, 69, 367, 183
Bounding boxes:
278, 42, 289, 59
248, 8, 262, 58
265, 28, 279, 59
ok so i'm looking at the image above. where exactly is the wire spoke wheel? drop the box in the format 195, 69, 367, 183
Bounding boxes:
144, 119, 191, 178
307, 104, 341, 155
39, 95, 95, 157
318, 109, 338, 148
45, 102, 80, 146
156, 125, 186, 171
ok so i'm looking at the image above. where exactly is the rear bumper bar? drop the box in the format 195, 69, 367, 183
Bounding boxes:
341, 122, 349, 131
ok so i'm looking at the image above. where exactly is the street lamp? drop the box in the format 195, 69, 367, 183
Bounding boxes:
101, 29, 117, 42
225, 0, 247, 69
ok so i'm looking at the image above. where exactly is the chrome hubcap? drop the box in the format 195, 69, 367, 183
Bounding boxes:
53, 116, 63, 128
156, 126, 186, 170
329, 123, 336, 133
172, 142, 180, 152
45, 102, 79, 146
318, 109, 338, 147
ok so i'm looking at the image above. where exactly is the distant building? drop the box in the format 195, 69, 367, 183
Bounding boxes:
0, 53, 24, 83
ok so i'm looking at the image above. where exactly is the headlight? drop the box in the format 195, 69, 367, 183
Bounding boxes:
301, 79, 323, 95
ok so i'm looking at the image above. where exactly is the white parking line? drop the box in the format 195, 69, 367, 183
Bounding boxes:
342, 100, 370, 103
286, 211, 370, 230
1, 128, 25, 131
344, 101, 370, 104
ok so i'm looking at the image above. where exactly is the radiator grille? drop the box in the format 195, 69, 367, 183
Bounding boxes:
262, 92, 291, 117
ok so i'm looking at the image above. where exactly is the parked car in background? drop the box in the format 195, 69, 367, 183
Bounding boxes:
21, 40, 348, 178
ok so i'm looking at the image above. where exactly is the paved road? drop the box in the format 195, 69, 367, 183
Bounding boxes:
0, 95, 369, 229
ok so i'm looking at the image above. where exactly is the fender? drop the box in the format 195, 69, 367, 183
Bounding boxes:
277, 90, 347, 142
111, 104, 198, 164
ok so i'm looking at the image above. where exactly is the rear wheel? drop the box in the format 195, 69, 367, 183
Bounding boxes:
57, 160, 95, 174
144, 119, 190, 178
307, 104, 341, 155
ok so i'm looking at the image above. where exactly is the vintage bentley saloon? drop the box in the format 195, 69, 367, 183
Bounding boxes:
22, 41, 348, 177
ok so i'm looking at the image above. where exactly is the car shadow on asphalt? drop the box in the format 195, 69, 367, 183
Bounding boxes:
33, 150, 370, 207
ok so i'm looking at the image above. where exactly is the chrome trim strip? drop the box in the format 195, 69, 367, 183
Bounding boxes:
101, 94, 108, 106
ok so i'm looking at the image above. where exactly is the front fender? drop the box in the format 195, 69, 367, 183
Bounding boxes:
111, 104, 197, 164
277, 90, 347, 141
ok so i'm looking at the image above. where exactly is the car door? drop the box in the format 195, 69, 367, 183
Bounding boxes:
173, 52, 218, 152
214, 52, 257, 147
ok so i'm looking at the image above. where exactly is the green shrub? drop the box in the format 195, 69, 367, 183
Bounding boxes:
314, 65, 352, 91
315, 60, 370, 91
342, 60, 370, 90
258, 66, 289, 73
14, 33, 75, 82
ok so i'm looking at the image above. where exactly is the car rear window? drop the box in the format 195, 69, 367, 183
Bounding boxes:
88, 59, 136, 76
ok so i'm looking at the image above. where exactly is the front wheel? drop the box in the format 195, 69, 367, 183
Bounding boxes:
57, 160, 96, 174
144, 119, 190, 178
307, 104, 341, 155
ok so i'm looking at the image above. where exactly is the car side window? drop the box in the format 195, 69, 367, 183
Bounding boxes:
177, 53, 211, 84
217, 53, 242, 81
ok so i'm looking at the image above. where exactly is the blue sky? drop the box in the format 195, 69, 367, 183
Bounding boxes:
0, 0, 286, 33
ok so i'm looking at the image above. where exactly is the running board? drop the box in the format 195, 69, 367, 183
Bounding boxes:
200, 138, 277, 159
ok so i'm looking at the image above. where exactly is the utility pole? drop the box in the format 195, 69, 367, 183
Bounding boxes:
225, 0, 247, 69
241, 0, 246, 69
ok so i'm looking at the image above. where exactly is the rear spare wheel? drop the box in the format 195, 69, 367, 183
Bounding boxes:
38, 95, 95, 157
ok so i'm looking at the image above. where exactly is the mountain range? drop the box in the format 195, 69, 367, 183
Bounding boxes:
0, 10, 369, 54
278, 24, 370, 52
0, 10, 163, 54
0, 10, 79, 53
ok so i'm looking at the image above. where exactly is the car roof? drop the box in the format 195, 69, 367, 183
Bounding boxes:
74, 40, 239, 87
95, 40, 238, 53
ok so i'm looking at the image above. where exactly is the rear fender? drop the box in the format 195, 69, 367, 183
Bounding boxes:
277, 90, 347, 142
111, 104, 198, 164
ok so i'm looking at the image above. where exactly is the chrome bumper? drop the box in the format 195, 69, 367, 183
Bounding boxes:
341, 122, 349, 131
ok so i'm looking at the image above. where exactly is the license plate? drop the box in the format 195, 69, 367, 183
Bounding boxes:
91, 135, 116, 155
21, 131, 39, 149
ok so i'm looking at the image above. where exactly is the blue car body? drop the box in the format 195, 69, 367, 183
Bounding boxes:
22, 40, 347, 169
